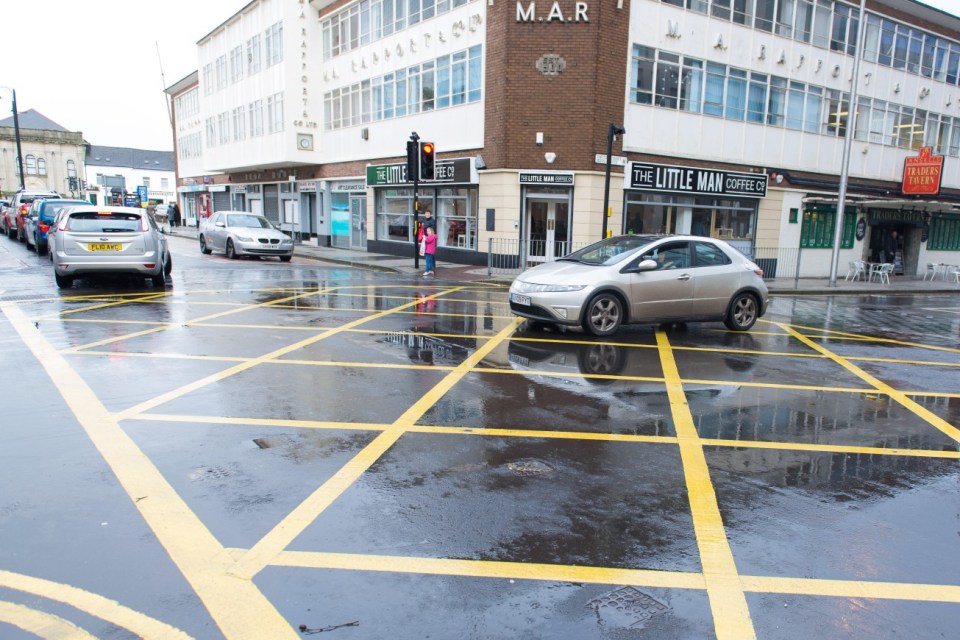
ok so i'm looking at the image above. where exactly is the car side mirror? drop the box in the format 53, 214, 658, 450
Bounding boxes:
621, 258, 658, 274
215, 221, 225, 227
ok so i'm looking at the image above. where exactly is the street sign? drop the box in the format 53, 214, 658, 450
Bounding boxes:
595, 154, 627, 167
136, 185, 148, 202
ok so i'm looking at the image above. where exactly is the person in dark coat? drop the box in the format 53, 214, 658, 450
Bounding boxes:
168, 202, 181, 228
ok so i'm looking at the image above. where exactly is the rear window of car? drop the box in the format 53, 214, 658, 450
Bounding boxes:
66, 212, 143, 233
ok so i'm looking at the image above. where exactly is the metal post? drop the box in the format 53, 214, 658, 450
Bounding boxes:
5, 89, 25, 190
601, 124, 624, 241
828, 0, 867, 287
409, 131, 420, 270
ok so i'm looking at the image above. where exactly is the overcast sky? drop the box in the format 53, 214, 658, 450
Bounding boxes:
2, 0, 958, 152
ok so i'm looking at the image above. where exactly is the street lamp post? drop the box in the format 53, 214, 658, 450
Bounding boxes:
0, 87, 25, 190
601, 124, 625, 241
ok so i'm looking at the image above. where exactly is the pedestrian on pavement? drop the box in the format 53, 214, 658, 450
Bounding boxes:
169, 202, 181, 228
422, 208, 436, 232
882, 229, 898, 264
423, 226, 437, 277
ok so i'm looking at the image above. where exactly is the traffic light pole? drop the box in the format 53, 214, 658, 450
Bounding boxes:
601, 123, 625, 241
409, 131, 420, 270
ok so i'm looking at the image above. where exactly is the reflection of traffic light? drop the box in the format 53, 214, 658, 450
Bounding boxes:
419, 141, 435, 180
406, 140, 418, 182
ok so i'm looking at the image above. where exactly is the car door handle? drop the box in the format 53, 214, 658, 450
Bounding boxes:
676, 273, 692, 281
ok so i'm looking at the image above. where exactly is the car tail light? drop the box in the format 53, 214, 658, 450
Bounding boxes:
140, 216, 150, 232
39, 223, 49, 232
58, 217, 70, 231
144, 264, 156, 269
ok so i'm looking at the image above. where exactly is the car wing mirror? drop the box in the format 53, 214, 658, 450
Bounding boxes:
215, 221, 225, 227
621, 258, 658, 274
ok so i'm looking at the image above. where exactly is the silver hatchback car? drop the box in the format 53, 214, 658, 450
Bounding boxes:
509, 234, 769, 336
51, 205, 172, 289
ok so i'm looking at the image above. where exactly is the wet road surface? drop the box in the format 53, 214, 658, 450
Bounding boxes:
0, 235, 958, 639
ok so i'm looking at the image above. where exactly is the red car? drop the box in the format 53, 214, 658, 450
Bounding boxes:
3, 190, 60, 242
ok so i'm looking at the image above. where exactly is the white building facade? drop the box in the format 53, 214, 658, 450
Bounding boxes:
166, 0, 960, 277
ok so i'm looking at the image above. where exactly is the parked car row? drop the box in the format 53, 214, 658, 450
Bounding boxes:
1, 191, 172, 289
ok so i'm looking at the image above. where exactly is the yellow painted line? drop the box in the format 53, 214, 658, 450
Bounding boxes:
0, 571, 194, 639
784, 322, 960, 354
846, 355, 960, 368
65, 287, 333, 352
742, 575, 960, 603
273, 359, 458, 372
124, 415, 960, 460
230, 316, 523, 580
38, 291, 171, 320
271, 551, 707, 590
0, 600, 98, 639
58, 318, 174, 327
1, 305, 297, 638
905, 391, 960, 399
656, 330, 755, 639
70, 350, 250, 363
777, 323, 960, 444
113, 288, 466, 421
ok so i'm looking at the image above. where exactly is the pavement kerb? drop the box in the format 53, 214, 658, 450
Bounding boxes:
165, 227, 960, 295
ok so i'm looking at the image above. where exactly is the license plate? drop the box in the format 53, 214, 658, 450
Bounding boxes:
510, 293, 531, 306
88, 243, 122, 252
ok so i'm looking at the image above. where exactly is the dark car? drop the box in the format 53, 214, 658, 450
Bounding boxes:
25, 199, 89, 255
2, 189, 60, 241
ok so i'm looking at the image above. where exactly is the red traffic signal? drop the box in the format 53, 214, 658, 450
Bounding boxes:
419, 141, 435, 181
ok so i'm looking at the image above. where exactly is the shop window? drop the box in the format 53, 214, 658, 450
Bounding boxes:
799, 207, 855, 248
928, 215, 960, 251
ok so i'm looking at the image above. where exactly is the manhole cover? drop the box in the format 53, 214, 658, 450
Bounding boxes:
189, 465, 233, 481
505, 459, 553, 476
587, 586, 670, 628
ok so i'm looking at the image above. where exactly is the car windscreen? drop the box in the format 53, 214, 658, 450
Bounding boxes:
66, 212, 143, 233
562, 236, 654, 266
226, 214, 273, 229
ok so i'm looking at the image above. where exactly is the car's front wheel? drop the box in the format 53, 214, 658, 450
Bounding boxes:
226, 239, 237, 259
199, 235, 211, 254
724, 292, 759, 331
583, 292, 623, 337
279, 255, 292, 262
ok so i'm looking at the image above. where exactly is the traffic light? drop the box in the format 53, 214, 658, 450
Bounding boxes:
419, 141, 435, 181
406, 140, 418, 182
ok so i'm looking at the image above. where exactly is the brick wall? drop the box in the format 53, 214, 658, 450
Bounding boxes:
484, 0, 632, 171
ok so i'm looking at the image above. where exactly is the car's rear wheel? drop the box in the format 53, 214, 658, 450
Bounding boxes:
226, 239, 237, 259
164, 253, 173, 276
724, 292, 759, 331
54, 272, 73, 289
151, 272, 166, 287
199, 235, 211, 254
35, 235, 46, 255
583, 292, 623, 337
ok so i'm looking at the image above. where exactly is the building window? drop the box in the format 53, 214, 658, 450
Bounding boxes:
25, 155, 37, 175
205, 117, 216, 147
161, 178, 169, 189
230, 45, 244, 83
265, 22, 283, 67
178, 132, 202, 159
217, 111, 230, 145
143, 177, 151, 189
175, 88, 200, 117
799, 206, 855, 248
67, 159, 77, 178
215, 55, 227, 90
928, 214, 960, 250
267, 93, 284, 134
232, 107, 246, 141
202, 63, 213, 95
375, 185, 478, 249
248, 100, 264, 137
246, 35, 261, 75
37, 157, 46, 176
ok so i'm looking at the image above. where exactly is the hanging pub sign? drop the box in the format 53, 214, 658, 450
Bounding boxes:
902, 147, 944, 196
629, 162, 767, 198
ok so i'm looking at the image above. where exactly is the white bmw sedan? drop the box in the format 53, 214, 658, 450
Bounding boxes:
198, 211, 294, 261
509, 234, 769, 336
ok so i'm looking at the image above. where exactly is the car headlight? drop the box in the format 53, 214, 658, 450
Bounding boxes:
235, 235, 253, 242
517, 282, 587, 293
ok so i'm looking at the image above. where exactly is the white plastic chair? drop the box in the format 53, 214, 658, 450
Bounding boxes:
845, 261, 866, 281
875, 263, 893, 285
921, 262, 936, 281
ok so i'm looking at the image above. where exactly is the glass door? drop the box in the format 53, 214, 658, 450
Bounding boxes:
350, 195, 367, 249
525, 199, 570, 264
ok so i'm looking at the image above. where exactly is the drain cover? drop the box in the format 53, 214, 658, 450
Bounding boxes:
587, 586, 670, 628
505, 458, 553, 476
189, 465, 233, 481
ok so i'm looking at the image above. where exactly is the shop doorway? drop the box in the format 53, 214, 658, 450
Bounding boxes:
350, 195, 367, 249
525, 199, 570, 264
869, 224, 906, 274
